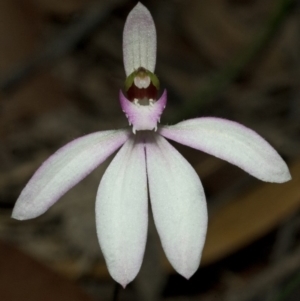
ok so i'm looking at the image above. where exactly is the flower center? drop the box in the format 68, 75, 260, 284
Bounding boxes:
125, 67, 160, 105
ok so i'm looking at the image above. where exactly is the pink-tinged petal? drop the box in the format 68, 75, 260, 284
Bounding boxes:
146, 133, 207, 279
123, 2, 156, 76
96, 135, 147, 288
160, 117, 291, 183
120, 89, 167, 133
12, 129, 130, 220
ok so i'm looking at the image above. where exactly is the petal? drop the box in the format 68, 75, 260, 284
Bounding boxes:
160, 117, 291, 183
145, 133, 207, 279
96, 134, 148, 288
123, 2, 156, 76
120, 89, 167, 132
12, 129, 130, 220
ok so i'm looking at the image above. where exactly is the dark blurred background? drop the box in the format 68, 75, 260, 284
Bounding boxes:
1, 0, 300, 300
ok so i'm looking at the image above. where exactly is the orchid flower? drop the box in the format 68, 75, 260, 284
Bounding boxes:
12, 2, 291, 288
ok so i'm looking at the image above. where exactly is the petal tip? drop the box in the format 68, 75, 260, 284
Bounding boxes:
178, 268, 197, 280
11, 211, 23, 220
11, 212, 28, 221
278, 168, 292, 183
134, 2, 147, 10
112, 274, 134, 289
11, 204, 40, 221
268, 160, 291, 183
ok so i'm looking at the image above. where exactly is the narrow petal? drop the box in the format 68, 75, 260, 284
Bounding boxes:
12, 129, 130, 220
146, 133, 207, 279
160, 118, 291, 183
96, 134, 148, 287
123, 2, 156, 76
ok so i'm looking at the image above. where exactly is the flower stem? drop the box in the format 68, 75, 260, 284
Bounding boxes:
112, 282, 120, 301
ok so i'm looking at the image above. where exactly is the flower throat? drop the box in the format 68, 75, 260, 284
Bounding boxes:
125, 67, 160, 105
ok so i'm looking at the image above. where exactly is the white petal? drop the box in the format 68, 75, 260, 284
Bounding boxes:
160, 117, 291, 183
146, 133, 207, 279
96, 135, 148, 287
12, 129, 130, 220
123, 2, 156, 76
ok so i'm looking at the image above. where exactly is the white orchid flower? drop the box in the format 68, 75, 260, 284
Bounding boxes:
12, 2, 291, 288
